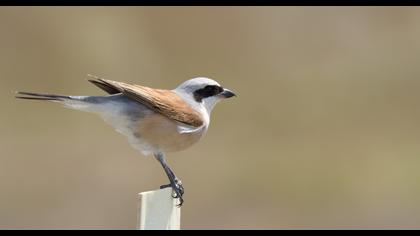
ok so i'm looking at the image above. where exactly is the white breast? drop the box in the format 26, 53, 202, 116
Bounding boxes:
66, 94, 208, 156
133, 113, 207, 155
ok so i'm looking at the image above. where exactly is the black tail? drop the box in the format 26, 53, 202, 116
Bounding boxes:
15, 91, 71, 101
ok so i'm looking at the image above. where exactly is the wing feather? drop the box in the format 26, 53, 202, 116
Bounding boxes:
88, 77, 203, 127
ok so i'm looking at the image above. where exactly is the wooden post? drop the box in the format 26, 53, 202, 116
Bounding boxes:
137, 187, 181, 230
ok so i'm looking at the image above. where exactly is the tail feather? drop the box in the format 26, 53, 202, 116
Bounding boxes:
15, 91, 71, 101
15, 91, 110, 113
15, 96, 62, 101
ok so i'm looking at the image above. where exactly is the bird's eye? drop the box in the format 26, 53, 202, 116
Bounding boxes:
205, 86, 215, 93
193, 85, 223, 102
206, 85, 224, 95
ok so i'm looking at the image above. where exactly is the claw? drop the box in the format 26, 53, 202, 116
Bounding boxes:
175, 179, 184, 196
170, 179, 184, 207
160, 180, 184, 206
176, 196, 184, 207
160, 184, 171, 189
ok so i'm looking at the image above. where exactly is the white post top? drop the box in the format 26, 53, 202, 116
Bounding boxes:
137, 187, 181, 230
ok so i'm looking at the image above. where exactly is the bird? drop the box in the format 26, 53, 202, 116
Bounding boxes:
15, 75, 236, 206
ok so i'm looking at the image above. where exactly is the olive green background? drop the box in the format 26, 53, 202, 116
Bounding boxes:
2, 7, 420, 229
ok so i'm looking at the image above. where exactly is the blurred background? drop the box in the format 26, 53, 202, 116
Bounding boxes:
1, 6, 420, 229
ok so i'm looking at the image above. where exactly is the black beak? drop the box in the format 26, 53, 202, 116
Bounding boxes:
220, 88, 236, 98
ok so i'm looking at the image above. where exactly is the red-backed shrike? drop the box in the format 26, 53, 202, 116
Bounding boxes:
16, 75, 236, 206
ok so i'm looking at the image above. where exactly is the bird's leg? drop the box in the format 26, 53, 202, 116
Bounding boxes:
154, 152, 184, 207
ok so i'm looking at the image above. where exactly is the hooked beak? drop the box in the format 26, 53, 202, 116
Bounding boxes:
220, 88, 236, 98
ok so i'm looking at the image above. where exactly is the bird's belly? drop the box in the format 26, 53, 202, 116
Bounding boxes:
136, 113, 205, 152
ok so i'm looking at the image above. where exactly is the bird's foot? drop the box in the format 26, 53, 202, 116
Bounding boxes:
173, 179, 184, 197
172, 180, 184, 207
160, 179, 184, 207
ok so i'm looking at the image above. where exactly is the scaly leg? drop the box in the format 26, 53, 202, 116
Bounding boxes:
154, 152, 184, 207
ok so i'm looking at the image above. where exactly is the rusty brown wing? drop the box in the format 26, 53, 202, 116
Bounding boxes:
88, 78, 203, 127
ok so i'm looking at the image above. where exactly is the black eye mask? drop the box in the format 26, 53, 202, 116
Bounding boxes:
193, 85, 224, 102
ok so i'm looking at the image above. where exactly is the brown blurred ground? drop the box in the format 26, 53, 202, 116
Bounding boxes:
1, 6, 420, 229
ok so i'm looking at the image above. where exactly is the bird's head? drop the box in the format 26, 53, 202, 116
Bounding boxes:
174, 77, 236, 114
